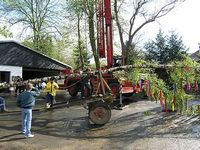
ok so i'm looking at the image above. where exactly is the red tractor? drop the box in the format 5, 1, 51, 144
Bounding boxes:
64, 70, 120, 98
64, 0, 133, 99
64, 0, 134, 125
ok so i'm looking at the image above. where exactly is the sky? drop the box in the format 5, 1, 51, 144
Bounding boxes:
1, 0, 200, 54
143, 0, 200, 53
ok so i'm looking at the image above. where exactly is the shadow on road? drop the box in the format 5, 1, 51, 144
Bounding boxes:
1, 91, 200, 149
0, 133, 25, 142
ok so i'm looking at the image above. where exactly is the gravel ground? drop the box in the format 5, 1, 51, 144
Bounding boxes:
0, 91, 200, 150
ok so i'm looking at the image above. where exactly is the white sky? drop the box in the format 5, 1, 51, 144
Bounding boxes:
143, 0, 200, 53
1, 0, 199, 54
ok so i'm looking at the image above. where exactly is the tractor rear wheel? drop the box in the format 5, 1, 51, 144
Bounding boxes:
89, 101, 111, 125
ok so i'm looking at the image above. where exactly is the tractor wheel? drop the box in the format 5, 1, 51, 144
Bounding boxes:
89, 101, 111, 125
109, 83, 120, 98
68, 83, 79, 97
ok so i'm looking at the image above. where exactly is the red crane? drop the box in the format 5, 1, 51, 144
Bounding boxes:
64, 0, 135, 125
96, 0, 113, 68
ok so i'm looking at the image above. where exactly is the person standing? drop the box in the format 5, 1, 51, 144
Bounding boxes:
41, 80, 47, 91
80, 68, 92, 99
17, 83, 40, 138
45, 77, 59, 109
15, 78, 25, 95
0, 96, 7, 112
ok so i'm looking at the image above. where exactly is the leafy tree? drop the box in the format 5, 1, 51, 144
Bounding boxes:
80, 0, 107, 95
144, 30, 187, 64
0, 0, 63, 52
22, 35, 54, 55
53, 33, 71, 64
73, 40, 90, 70
0, 25, 13, 38
66, 0, 89, 70
83, 0, 100, 70
21, 38, 34, 49
124, 42, 143, 64
22, 35, 67, 63
113, 0, 185, 65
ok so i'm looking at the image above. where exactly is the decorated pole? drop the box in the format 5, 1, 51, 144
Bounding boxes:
172, 95, 175, 112
146, 80, 151, 98
186, 82, 191, 94
164, 98, 168, 112
172, 83, 177, 112
159, 90, 163, 106
194, 80, 198, 97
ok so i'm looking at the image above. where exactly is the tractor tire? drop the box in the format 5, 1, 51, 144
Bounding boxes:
109, 83, 120, 98
68, 83, 79, 97
89, 101, 111, 125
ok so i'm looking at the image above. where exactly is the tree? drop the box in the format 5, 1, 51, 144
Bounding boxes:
22, 34, 54, 56
66, 0, 89, 70
0, 0, 63, 52
0, 25, 13, 38
83, 0, 100, 70
73, 40, 90, 70
53, 33, 71, 64
113, 0, 185, 65
144, 30, 187, 64
81, 0, 108, 95
22, 34, 68, 63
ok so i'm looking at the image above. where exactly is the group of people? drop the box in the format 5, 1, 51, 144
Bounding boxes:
4, 72, 92, 138
16, 77, 59, 138
15, 78, 48, 96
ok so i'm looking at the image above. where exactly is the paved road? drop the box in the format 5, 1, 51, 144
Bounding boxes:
1, 91, 200, 150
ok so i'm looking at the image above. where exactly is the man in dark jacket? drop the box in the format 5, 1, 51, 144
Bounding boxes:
80, 68, 92, 99
15, 77, 25, 95
17, 83, 40, 138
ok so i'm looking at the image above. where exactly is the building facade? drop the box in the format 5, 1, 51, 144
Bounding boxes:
0, 41, 72, 84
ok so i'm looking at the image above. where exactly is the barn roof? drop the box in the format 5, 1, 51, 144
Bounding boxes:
0, 41, 72, 70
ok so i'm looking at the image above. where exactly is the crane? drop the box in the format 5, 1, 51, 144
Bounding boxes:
96, 0, 113, 68
63, 0, 136, 125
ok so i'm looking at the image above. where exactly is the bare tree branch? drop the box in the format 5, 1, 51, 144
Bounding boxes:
113, 0, 184, 64
0, 0, 64, 51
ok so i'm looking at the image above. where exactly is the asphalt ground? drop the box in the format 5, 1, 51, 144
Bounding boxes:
1, 91, 200, 150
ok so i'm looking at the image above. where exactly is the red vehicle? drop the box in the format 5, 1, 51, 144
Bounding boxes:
64, 0, 134, 99
64, 71, 120, 98
64, 0, 135, 125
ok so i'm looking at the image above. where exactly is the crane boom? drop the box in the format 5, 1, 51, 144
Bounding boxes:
96, 0, 113, 68
96, 0, 105, 58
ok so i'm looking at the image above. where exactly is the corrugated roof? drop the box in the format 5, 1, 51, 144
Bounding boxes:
0, 40, 72, 70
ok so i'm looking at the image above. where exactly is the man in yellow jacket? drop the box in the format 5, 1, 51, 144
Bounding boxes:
45, 77, 59, 109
